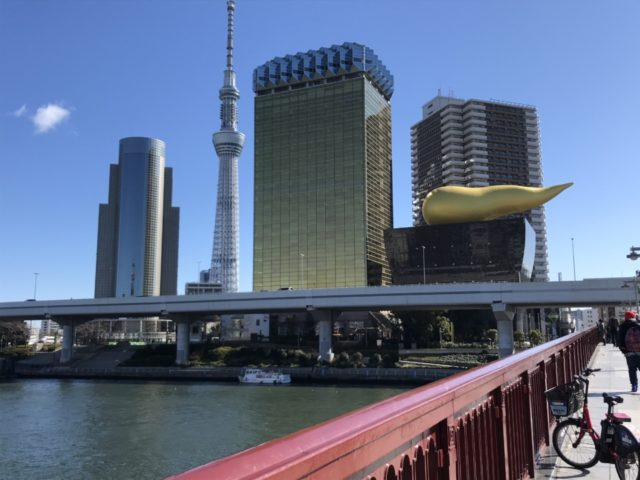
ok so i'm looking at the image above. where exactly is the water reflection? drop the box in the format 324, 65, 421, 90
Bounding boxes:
0, 379, 407, 479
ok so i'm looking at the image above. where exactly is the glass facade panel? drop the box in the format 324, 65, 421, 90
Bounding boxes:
253, 76, 392, 290
384, 216, 534, 285
115, 137, 165, 297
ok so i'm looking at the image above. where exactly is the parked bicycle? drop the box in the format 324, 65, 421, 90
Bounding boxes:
545, 367, 640, 479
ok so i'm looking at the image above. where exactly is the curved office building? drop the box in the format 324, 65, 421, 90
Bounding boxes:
115, 137, 165, 297
95, 137, 180, 339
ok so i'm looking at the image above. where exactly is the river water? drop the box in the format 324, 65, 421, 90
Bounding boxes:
0, 379, 407, 479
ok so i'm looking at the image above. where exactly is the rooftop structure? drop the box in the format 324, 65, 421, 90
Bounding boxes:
253, 42, 393, 99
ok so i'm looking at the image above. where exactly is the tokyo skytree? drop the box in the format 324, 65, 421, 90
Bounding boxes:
210, 0, 244, 292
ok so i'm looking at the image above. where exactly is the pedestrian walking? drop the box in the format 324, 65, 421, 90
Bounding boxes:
617, 311, 640, 392
597, 319, 607, 345
608, 316, 620, 346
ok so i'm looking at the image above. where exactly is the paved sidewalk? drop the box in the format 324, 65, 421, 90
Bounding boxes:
537, 343, 640, 479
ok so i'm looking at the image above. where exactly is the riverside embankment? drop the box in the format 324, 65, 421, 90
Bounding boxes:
14, 363, 460, 385
0, 358, 12, 378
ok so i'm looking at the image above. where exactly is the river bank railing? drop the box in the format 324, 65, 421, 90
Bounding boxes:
169, 328, 598, 480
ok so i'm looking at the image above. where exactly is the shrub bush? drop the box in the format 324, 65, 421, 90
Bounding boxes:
351, 352, 364, 368
334, 352, 352, 368
368, 353, 383, 368
529, 329, 543, 346
382, 353, 397, 368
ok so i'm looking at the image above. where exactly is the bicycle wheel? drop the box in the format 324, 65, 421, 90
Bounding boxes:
615, 451, 640, 480
553, 418, 599, 468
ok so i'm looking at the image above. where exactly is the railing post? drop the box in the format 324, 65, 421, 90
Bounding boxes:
445, 417, 458, 480
522, 371, 537, 477
560, 349, 567, 384
539, 360, 551, 446
493, 387, 509, 480
568, 343, 575, 377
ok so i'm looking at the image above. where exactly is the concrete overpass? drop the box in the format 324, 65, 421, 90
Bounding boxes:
1, 277, 636, 363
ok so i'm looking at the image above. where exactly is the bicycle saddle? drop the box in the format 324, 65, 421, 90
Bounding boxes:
603, 393, 624, 405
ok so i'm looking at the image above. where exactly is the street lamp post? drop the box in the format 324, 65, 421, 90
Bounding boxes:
626, 247, 640, 313
299, 253, 305, 289
629, 270, 640, 314
571, 238, 576, 281
30, 273, 39, 346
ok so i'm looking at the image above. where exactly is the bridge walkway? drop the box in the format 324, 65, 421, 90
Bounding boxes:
538, 343, 640, 479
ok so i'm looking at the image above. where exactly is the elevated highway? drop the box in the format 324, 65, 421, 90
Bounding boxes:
0, 278, 635, 363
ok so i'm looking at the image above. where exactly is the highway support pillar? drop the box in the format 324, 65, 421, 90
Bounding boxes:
60, 320, 75, 364
515, 308, 525, 333
314, 310, 334, 364
492, 302, 515, 358
175, 316, 191, 366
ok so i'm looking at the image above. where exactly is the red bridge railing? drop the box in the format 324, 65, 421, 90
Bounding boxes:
169, 328, 599, 480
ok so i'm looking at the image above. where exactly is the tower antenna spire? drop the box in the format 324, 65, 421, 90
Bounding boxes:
226, 0, 235, 70
210, 0, 244, 292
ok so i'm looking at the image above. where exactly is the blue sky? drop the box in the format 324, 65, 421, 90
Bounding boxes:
1, 0, 639, 302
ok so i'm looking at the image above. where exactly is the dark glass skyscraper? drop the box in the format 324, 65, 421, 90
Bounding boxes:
95, 137, 179, 301
252, 42, 393, 290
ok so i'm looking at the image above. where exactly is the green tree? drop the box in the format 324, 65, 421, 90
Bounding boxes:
350, 352, 363, 367
436, 315, 453, 343
0, 321, 28, 350
529, 329, 543, 346
447, 309, 495, 343
392, 310, 448, 347
514, 331, 526, 349
334, 352, 352, 368
485, 329, 498, 347
368, 353, 383, 368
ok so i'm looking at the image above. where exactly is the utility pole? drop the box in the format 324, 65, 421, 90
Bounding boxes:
571, 238, 576, 281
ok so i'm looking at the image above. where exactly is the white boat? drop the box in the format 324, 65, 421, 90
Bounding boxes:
238, 368, 291, 385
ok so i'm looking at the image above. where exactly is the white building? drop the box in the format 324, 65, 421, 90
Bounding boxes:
40, 318, 60, 337
220, 314, 269, 341
572, 308, 600, 332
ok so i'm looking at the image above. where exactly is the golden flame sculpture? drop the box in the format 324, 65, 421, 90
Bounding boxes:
422, 183, 573, 225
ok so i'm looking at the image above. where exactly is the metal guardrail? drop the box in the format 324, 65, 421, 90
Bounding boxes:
168, 328, 599, 480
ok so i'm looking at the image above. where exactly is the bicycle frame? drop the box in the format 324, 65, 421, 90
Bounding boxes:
572, 372, 629, 464
571, 377, 602, 450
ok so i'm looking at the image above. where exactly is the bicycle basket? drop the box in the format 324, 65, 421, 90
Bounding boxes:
545, 381, 585, 417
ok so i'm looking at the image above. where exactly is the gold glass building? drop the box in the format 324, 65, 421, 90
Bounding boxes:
252, 43, 393, 290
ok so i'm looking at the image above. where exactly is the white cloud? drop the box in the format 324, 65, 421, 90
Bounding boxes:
31, 103, 71, 133
13, 104, 27, 117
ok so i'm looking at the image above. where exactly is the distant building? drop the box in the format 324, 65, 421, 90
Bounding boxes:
221, 314, 269, 341
572, 308, 600, 331
40, 318, 60, 337
253, 42, 394, 290
411, 96, 549, 281
94, 137, 180, 339
185, 270, 223, 295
